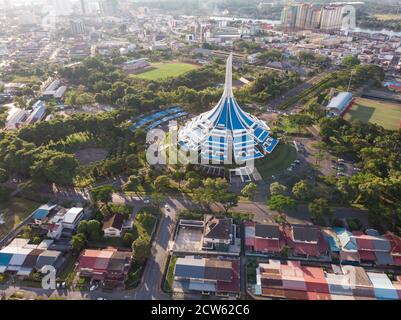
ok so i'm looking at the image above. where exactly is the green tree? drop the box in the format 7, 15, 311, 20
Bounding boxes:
71, 233, 86, 252
341, 55, 360, 68
268, 195, 296, 212
292, 180, 314, 201
123, 175, 141, 192
77, 220, 88, 235
154, 175, 170, 194
123, 232, 135, 247
91, 185, 114, 204
132, 236, 150, 264
309, 198, 333, 225
270, 182, 287, 196
241, 183, 258, 200
86, 220, 102, 240
151, 192, 167, 208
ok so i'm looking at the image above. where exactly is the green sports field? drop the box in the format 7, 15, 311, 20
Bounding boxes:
344, 98, 401, 130
132, 62, 199, 81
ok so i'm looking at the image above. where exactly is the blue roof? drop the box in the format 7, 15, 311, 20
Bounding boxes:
325, 235, 340, 252
178, 53, 279, 163
130, 106, 184, 131
0, 252, 12, 266
33, 208, 50, 220
32, 204, 57, 220
334, 227, 358, 251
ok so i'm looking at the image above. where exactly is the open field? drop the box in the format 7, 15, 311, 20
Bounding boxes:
131, 62, 199, 81
344, 97, 401, 130
0, 198, 40, 238
255, 143, 297, 180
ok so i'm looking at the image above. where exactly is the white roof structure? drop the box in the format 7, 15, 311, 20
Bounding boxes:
63, 207, 84, 225
179, 53, 278, 164
25, 100, 46, 124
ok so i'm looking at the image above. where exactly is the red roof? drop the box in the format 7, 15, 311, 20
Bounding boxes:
293, 243, 320, 256
284, 289, 309, 300
384, 233, 401, 256
254, 238, 282, 253
216, 260, 240, 293
358, 250, 376, 262
282, 224, 328, 257
245, 237, 255, 247
77, 248, 117, 273
352, 232, 375, 250
307, 291, 331, 300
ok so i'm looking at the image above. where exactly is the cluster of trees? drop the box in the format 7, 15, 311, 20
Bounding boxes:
193, 178, 238, 213
237, 70, 300, 104
296, 51, 331, 69
359, 16, 401, 32
267, 180, 334, 225
0, 110, 130, 186
320, 117, 401, 233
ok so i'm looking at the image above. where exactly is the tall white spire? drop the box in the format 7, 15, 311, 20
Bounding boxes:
222, 53, 233, 98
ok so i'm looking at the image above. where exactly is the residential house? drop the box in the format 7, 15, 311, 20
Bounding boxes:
61, 207, 84, 229
245, 221, 283, 254
76, 247, 131, 285
283, 224, 329, 259
352, 229, 393, 266
0, 238, 62, 276
173, 256, 240, 297
102, 213, 124, 238
202, 215, 234, 251
254, 259, 398, 300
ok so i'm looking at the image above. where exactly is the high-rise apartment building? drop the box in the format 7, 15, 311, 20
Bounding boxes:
281, 3, 354, 31
295, 4, 310, 29
320, 5, 344, 30
280, 5, 297, 28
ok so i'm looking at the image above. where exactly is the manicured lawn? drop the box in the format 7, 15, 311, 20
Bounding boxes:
0, 197, 41, 238
255, 143, 297, 180
132, 62, 199, 81
344, 98, 401, 131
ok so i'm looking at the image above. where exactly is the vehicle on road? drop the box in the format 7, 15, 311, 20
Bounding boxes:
90, 285, 98, 292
